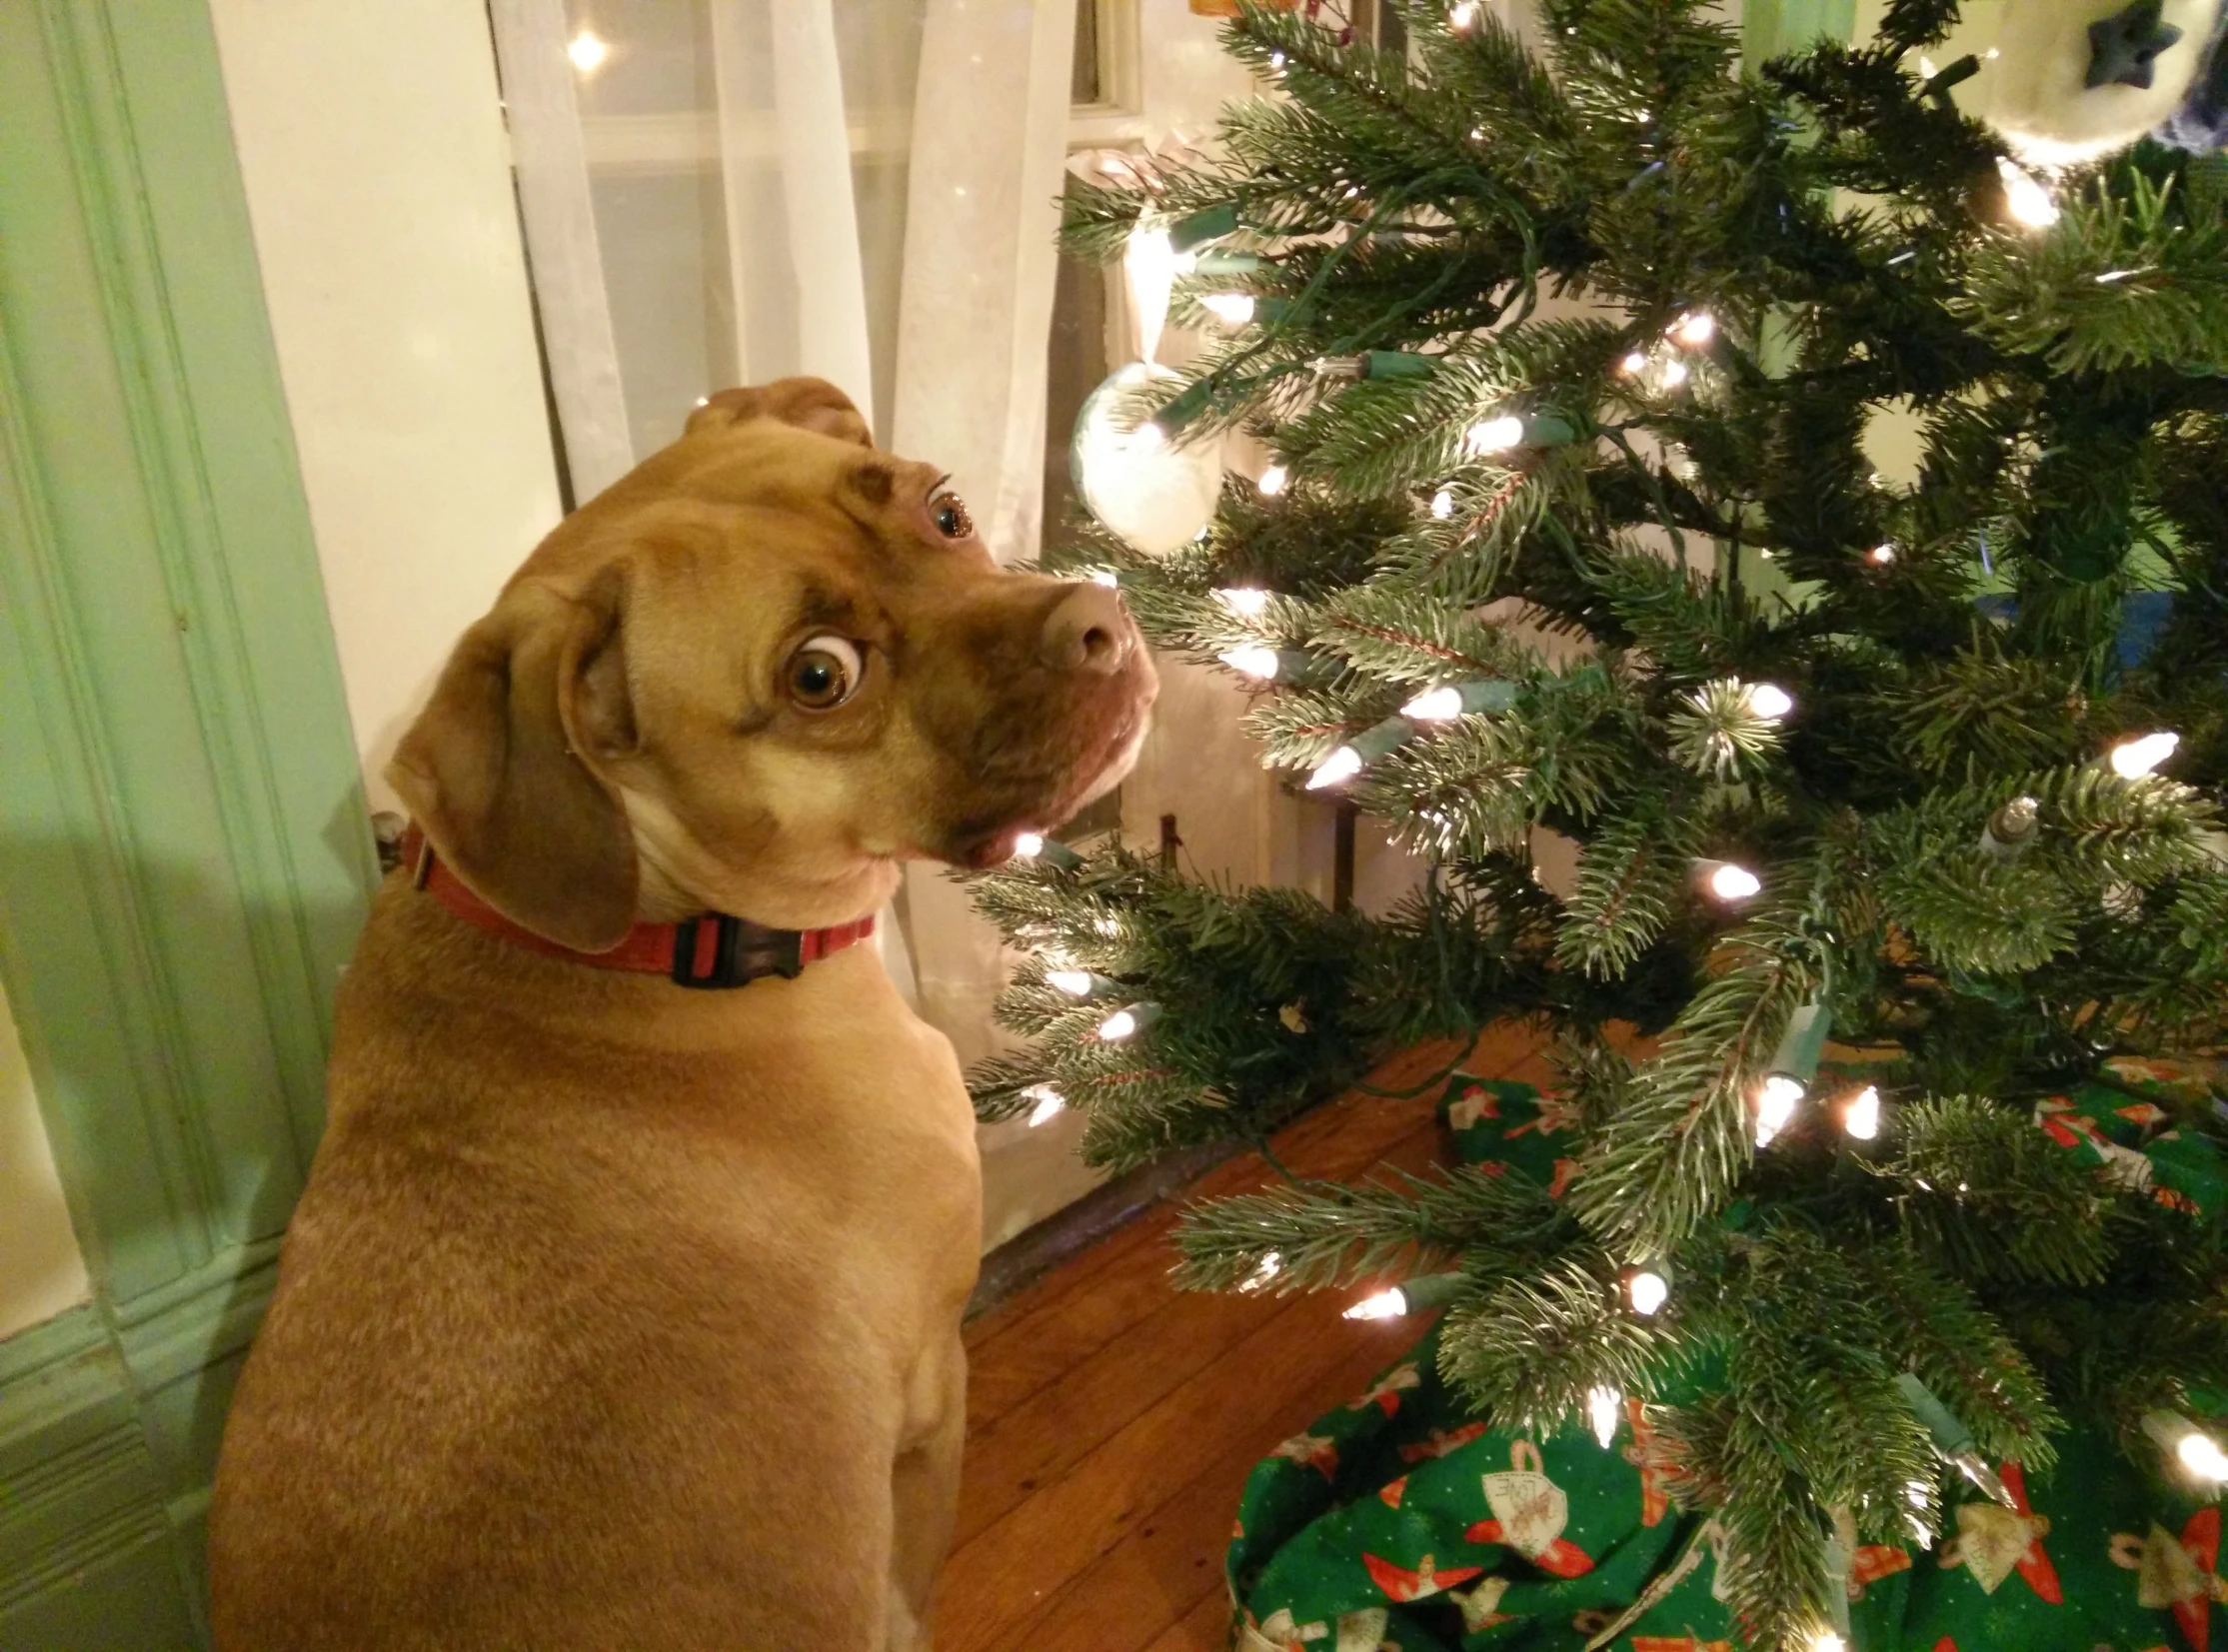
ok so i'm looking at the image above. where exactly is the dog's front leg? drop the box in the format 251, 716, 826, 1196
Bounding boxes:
884, 1329, 968, 1650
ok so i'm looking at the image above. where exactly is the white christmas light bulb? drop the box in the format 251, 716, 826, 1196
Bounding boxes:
1132, 421, 1167, 453
1239, 1252, 1283, 1293
1200, 293, 1256, 326
1430, 488, 1454, 520
1307, 746, 1365, 791
1012, 831, 1046, 859
1256, 464, 1288, 496
1464, 415, 1526, 455
1745, 683, 1794, 722
1047, 970, 1095, 996
1674, 311, 1716, 347
1706, 862, 1762, 902
1811, 1635, 1847, 1652
1997, 157, 2059, 228
1218, 587, 1271, 617
2110, 731, 2180, 778
1402, 686, 1466, 722
1090, 571, 1119, 588
1619, 351, 1649, 376
1022, 1084, 1067, 1127
1448, 2, 1477, 27
1868, 543, 1897, 566
1659, 360, 1689, 388
1754, 1074, 1805, 1148
1588, 1386, 1622, 1448
1343, 1287, 1408, 1321
1843, 1084, 1882, 1142
1626, 1270, 1669, 1316
1218, 646, 1282, 682
2179, 1432, 2228, 1482
567, 30, 608, 71
1097, 1007, 1138, 1041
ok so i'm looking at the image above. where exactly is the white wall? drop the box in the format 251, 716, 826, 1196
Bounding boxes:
208, 0, 566, 812
0, 978, 90, 1339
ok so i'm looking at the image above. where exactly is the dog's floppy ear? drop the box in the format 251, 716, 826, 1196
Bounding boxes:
387, 567, 640, 950
687, 377, 873, 447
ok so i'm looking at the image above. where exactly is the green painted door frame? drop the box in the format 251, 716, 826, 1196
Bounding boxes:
0, 2, 376, 1644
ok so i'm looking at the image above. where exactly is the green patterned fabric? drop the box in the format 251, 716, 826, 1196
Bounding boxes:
1228, 1065, 2228, 1652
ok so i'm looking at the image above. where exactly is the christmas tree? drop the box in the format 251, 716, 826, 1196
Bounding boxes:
968, 2, 2228, 1645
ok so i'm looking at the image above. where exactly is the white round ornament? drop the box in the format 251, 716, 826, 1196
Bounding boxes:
1071, 362, 1223, 557
1942, 0, 2226, 164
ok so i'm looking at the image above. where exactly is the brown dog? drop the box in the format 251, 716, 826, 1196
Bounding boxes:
207, 379, 1155, 1651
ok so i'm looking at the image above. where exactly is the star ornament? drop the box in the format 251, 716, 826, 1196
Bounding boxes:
1937, 1461, 2062, 1602
2088, 0, 2185, 90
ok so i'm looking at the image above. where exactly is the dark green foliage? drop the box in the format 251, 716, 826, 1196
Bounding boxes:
972, 3, 2228, 1642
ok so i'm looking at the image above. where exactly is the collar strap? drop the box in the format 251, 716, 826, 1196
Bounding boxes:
403, 827, 875, 989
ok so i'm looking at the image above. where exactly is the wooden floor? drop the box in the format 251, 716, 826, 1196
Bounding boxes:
934, 1025, 1555, 1652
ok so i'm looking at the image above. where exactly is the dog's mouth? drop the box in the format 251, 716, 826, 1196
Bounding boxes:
940, 702, 1150, 869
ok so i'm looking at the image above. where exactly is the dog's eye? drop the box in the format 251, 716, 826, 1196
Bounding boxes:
931, 492, 975, 540
785, 636, 863, 711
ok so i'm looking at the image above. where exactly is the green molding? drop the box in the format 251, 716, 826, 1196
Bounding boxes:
1743, 0, 1860, 67
0, 0, 381, 1643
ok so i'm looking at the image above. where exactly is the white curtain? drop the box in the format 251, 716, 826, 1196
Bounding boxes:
488, 0, 1079, 1043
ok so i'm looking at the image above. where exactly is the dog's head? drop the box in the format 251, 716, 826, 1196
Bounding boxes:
387, 378, 1156, 944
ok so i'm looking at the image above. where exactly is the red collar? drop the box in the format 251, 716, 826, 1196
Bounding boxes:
404, 828, 875, 989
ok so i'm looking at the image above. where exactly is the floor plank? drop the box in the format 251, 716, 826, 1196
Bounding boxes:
936, 1025, 1552, 1652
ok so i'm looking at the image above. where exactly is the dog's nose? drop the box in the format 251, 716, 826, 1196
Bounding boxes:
1039, 584, 1135, 676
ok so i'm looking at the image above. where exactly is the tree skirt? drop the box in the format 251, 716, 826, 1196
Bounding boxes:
1228, 1065, 2228, 1652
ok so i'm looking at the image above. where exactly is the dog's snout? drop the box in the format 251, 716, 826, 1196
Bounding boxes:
1040, 584, 1135, 676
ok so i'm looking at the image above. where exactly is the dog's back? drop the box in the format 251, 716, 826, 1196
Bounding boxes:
209, 884, 979, 1651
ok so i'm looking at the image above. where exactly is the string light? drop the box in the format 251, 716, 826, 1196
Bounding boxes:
1239, 1252, 1283, 1293
1429, 488, 1454, 519
1464, 415, 1526, 455
1307, 747, 1365, 790
1305, 717, 1416, 790
1218, 587, 1272, 617
1402, 680, 1520, 722
1698, 860, 1762, 902
1588, 1386, 1622, 1448
2179, 1433, 2228, 1480
1868, 543, 1897, 566
1842, 1084, 1882, 1141
1625, 1269, 1669, 1316
1343, 1287, 1407, 1320
1754, 1075, 1804, 1148
1755, 1000, 1831, 1147
1673, 311, 1716, 347
1256, 464, 1288, 496
1618, 351, 1648, 376
1980, 795, 2040, 859
1659, 360, 1689, 388
1744, 682, 1794, 722
1218, 645, 1283, 682
2109, 730, 2180, 778
1898, 1373, 2016, 1508
1200, 293, 1256, 326
567, 30, 609, 71
1046, 970, 1099, 996
1448, 1, 1477, 27
1810, 1635, 1847, 1652
1098, 1002, 1159, 1040
1021, 1084, 1067, 1126
2143, 1412, 2228, 1482
1996, 157, 2059, 229
1013, 831, 1046, 857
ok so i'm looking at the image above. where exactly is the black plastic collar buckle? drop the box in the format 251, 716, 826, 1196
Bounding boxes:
670, 914, 805, 989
